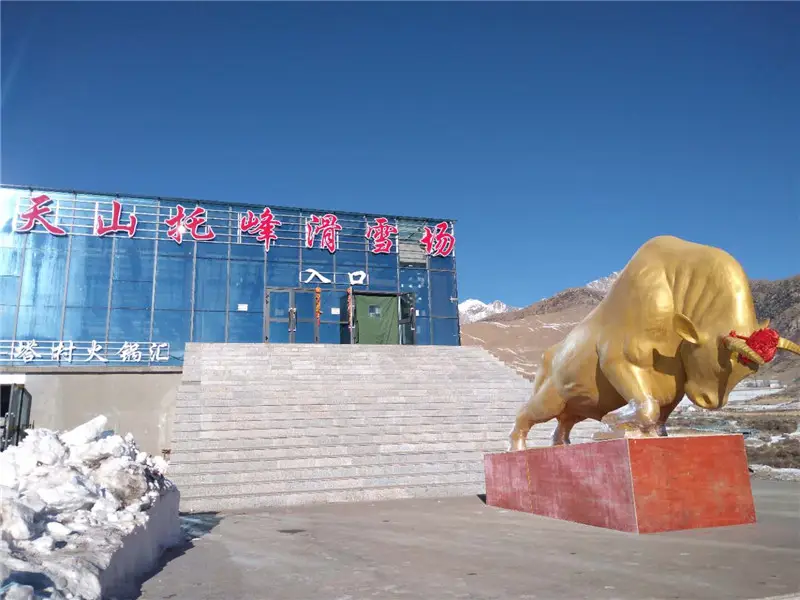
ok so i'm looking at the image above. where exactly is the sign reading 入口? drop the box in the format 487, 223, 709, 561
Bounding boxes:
13, 194, 457, 257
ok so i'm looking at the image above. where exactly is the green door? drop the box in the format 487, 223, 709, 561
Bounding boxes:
354, 295, 399, 345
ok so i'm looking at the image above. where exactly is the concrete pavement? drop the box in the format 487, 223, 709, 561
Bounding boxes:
138, 479, 800, 600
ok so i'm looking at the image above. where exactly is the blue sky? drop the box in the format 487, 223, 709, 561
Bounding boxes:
2, 2, 798, 307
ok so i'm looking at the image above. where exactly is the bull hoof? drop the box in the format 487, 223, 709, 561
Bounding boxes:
508, 436, 527, 452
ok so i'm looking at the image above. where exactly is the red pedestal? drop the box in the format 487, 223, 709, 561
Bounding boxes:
484, 434, 756, 534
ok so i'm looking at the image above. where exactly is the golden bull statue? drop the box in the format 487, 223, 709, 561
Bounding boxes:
509, 235, 800, 450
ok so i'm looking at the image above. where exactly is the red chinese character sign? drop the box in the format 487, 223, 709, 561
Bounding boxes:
420, 221, 455, 257
365, 217, 398, 254
15, 195, 67, 236
305, 213, 342, 254
96, 199, 138, 237
240, 207, 282, 251
164, 204, 216, 244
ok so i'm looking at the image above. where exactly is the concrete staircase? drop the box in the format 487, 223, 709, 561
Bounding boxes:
168, 343, 600, 513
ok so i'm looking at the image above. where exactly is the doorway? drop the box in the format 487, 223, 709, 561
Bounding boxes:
353, 292, 416, 345
265, 289, 318, 343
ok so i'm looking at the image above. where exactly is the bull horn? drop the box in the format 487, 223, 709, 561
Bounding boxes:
723, 336, 765, 365
778, 337, 800, 356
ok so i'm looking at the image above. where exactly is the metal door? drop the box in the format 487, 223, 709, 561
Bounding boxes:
1, 384, 32, 450
399, 293, 416, 345
266, 289, 318, 343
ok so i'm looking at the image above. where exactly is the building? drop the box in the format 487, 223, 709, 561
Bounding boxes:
0, 184, 461, 451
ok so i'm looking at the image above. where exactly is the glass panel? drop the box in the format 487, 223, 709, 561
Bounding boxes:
63, 307, 107, 341
432, 318, 459, 346
19, 244, 68, 307
266, 245, 300, 263
156, 237, 195, 258
397, 219, 428, 267
429, 271, 456, 318
195, 206, 230, 259
302, 247, 334, 269
229, 260, 264, 312
295, 321, 315, 344
24, 231, 70, 253
230, 242, 265, 261
152, 310, 191, 349
154, 255, 193, 310
400, 268, 430, 317
68, 236, 113, 308
369, 252, 398, 269
335, 250, 367, 269
193, 311, 226, 342
268, 291, 290, 319
16, 305, 61, 340
429, 255, 455, 271
114, 238, 155, 281
109, 308, 150, 342
414, 317, 431, 345
0, 276, 19, 305
266, 261, 299, 287
368, 267, 398, 292
294, 291, 316, 319
0, 305, 15, 339
194, 258, 227, 311
226, 311, 263, 343
0, 246, 23, 277
111, 279, 153, 309
321, 291, 346, 322
319, 322, 342, 344
337, 216, 366, 252
267, 320, 289, 343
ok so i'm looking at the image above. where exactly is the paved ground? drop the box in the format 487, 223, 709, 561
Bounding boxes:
138, 479, 800, 600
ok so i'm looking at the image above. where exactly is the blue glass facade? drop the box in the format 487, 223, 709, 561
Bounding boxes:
0, 185, 460, 368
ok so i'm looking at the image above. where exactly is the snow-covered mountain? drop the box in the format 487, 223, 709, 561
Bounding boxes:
458, 299, 515, 324
585, 271, 620, 295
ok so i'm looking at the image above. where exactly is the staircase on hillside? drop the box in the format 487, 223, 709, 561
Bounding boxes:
168, 343, 601, 513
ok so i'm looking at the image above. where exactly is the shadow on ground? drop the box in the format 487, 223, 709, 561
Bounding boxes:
128, 512, 222, 599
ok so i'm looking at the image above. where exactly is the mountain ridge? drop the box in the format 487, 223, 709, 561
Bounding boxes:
461, 273, 800, 382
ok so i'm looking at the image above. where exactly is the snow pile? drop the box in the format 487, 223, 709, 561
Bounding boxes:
0, 415, 181, 600
749, 465, 800, 482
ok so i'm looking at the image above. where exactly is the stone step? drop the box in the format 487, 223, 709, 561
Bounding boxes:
168, 430, 539, 452
170, 343, 552, 512
177, 470, 485, 500
174, 391, 529, 402
171, 414, 520, 432
185, 380, 530, 389
167, 450, 487, 474
172, 407, 518, 421
172, 460, 485, 486
166, 438, 537, 462
173, 402, 527, 413
171, 422, 517, 441
178, 481, 485, 513
173, 400, 524, 412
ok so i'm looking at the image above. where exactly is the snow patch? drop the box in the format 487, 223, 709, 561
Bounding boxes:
0, 415, 182, 599
458, 299, 515, 324
585, 271, 620, 295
